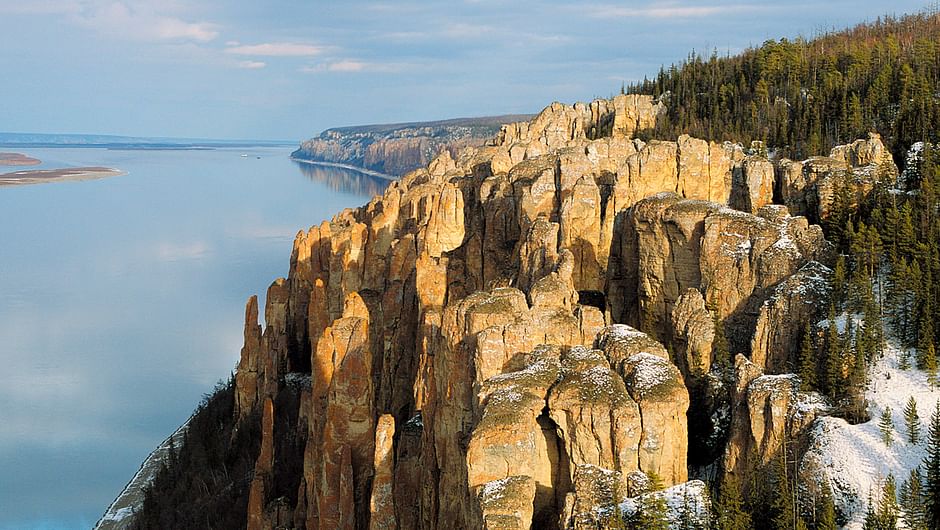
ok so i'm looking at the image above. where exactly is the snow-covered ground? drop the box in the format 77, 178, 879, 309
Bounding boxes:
94, 419, 190, 530
801, 318, 940, 529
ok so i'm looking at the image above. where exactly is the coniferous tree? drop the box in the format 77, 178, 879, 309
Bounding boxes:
925, 343, 939, 387
879, 407, 894, 447
817, 485, 838, 530
824, 307, 843, 398
832, 256, 848, 313
879, 475, 900, 530
798, 322, 817, 391
713, 476, 751, 530
900, 466, 926, 530
924, 402, 940, 528
905, 396, 922, 445
631, 492, 670, 530
769, 452, 797, 530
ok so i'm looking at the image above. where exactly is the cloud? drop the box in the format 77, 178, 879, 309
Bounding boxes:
300, 60, 408, 74
586, 3, 762, 18
328, 60, 366, 72
236, 60, 266, 69
226, 42, 325, 57
71, 1, 219, 42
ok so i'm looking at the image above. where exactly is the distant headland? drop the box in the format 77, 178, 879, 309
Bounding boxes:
0, 152, 41, 166
0, 166, 125, 186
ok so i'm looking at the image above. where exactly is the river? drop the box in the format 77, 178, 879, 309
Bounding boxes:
0, 146, 388, 529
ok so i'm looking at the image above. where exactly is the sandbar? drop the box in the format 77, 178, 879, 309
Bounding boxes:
0, 152, 41, 166
0, 166, 126, 186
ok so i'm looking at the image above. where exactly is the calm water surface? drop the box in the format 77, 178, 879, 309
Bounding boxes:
0, 147, 389, 529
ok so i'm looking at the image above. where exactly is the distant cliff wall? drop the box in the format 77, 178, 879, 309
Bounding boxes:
290, 115, 532, 176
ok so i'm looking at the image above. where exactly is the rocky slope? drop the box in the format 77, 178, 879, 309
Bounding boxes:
140, 94, 898, 529
291, 115, 532, 176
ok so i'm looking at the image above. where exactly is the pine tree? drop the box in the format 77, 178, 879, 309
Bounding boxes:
832, 255, 847, 312
824, 307, 843, 398
880, 407, 894, 447
798, 322, 816, 391
925, 343, 938, 387
917, 311, 935, 370
924, 401, 940, 529
905, 396, 922, 445
817, 485, 838, 530
879, 475, 900, 529
713, 476, 751, 530
631, 492, 670, 530
900, 466, 926, 530
769, 453, 795, 530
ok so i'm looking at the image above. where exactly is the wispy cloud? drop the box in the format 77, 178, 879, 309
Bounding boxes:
300, 59, 408, 74
226, 42, 325, 57
72, 1, 219, 42
586, 3, 763, 18
236, 60, 266, 69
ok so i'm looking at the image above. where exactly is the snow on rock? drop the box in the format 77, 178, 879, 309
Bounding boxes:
800, 336, 940, 529
95, 419, 190, 529
623, 353, 674, 398
618, 480, 712, 528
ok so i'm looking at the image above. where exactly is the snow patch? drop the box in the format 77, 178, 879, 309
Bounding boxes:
801, 336, 940, 529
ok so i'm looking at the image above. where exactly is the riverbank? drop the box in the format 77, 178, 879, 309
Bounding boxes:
0, 166, 125, 186
289, 156, 396, 181
0, 152, 41, 166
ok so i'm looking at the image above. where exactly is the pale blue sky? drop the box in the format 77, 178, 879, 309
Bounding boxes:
0, 1, 933, 140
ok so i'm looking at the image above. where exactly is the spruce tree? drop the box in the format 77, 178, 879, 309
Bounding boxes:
900, 466, 926, 530
631, 492, 669, 530
878, 475, 900, 530
769, 453, 795, 530
832, 256, 847, 312
924, 401, 940, 529
905, 396, 922, 445
713, 476, 751, 530
925, 343, 938, 388
825, 307, 843, 398
817, 485, 838, 530
879, 407, 894, 447
798, 322, 816, 391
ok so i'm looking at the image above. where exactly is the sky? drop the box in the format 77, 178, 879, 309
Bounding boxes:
0, 0, 936, 141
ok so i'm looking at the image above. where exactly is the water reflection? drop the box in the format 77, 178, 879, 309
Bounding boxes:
0, 146, 381, 529
293, 160, 393, 197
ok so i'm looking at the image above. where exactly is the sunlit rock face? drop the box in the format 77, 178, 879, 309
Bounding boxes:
221, 95, 867, 529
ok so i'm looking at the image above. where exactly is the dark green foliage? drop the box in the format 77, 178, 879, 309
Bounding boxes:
879, 407, 894, 447
712, 476, 751, 530
905, 396, 922, 445
629, 492, 670, 530
900, 467, 927, 530
798, 322, 817, 391
628, 12, 940, 162
925, 402, 940, 528
817, 486, 838, 530
133, 377, 261, 530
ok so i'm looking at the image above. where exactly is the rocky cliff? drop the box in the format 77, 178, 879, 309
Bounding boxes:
291, 115, 533, 177
162, 94, 897, 529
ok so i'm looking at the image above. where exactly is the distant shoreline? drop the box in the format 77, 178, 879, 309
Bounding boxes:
289, 156, 397, 181
0, 152, 41, 166
0, 166, 126, 186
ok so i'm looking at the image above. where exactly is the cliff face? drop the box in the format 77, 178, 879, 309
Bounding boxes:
291, 115, 533, 177
223, 95, 895, 529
